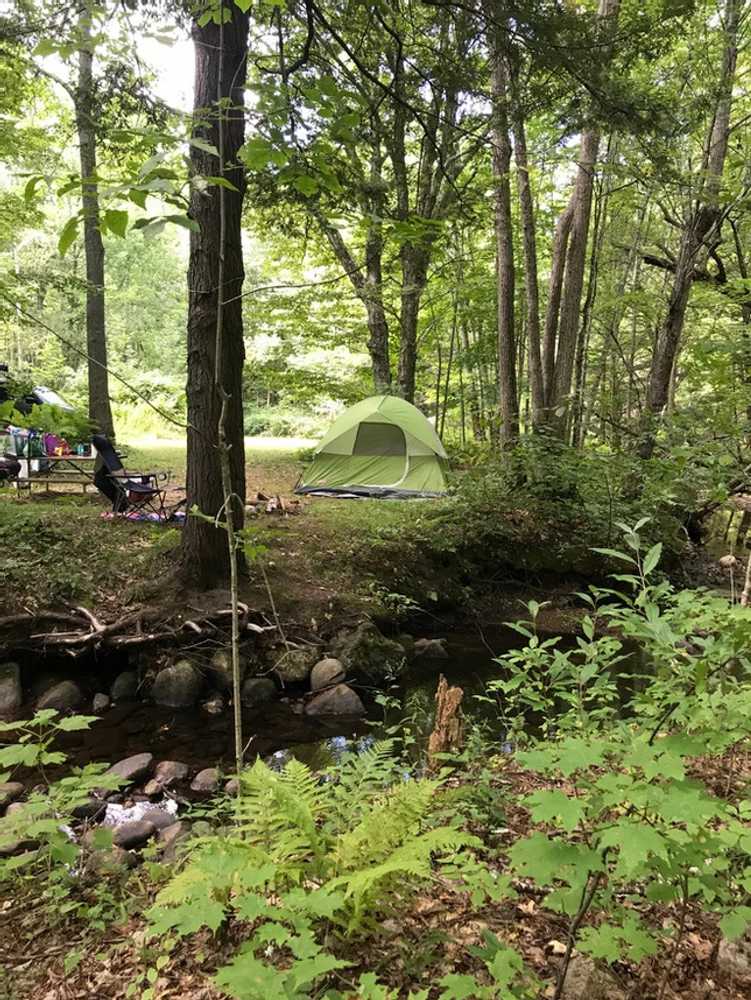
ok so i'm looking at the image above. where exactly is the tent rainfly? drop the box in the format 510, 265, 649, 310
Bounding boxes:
295, 395, 449, 498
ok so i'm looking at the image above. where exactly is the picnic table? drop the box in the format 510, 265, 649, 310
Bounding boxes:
15, 452, 99, 494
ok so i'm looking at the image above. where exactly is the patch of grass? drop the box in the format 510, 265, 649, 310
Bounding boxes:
0, 493, 164, 613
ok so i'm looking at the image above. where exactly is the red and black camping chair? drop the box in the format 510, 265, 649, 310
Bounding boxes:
92, 434, 169, 518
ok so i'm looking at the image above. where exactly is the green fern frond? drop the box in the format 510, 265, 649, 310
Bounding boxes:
235, 757, 327, 873
332, 777, 440, 872
324, 740, 400, 833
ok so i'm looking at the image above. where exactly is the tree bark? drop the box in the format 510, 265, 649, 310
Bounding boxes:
76, 5, 114, 439
639, 0, 740, 457
315, 208, 392, 393
542, 0, 620, 433
487, 12, 518, 445
181, 3, 249, 587
512, 92, 543, 429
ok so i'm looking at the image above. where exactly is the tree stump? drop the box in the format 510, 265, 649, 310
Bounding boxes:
427, 674, 464, 770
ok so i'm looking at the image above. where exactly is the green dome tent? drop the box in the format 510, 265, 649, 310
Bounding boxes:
295, 395, 448, 498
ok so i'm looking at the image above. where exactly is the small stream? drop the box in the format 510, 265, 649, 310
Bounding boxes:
29, 627, 523, 778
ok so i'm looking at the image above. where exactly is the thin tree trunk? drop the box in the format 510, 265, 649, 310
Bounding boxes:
511, 73, 543, 428
181, 2, 249, 587
543, 0, 620, 432
487, 12, 518, 445
542, 202, 574, 409
639, 0, 740, 457
571, 147, 610, 447
440, 301, 457, 439
315, 211, 392, 393
548, 128, 601, 434
462, 319, 483, 440
397, 250, 429, 402
76, 5, 114, 439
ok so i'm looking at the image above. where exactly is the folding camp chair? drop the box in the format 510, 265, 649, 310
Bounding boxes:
92, 434, 169, 518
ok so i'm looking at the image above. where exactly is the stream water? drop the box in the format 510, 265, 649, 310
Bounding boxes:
37, 627, 521, 777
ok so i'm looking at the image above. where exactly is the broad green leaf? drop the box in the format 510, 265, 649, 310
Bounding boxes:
34, 39, 58, 56
58, 216, 81, 256
292, 175, 319, 197
189, 137, 220, 157
599, 822, 668, 875
239, 137, 274, 170
164, 214, 199, 232
642, 542, 663, 575
719, 907, 751, 941
591, 547, 637, 565
103, 209, 129, 237
23, 175, 43, 203
55, 715, 97, 732
525, 789, 586, 832
438, 974, 482, 999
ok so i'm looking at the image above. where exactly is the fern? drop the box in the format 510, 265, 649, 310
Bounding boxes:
332, 777, 441, 871
149, 743, 489, 995
324, 739, 401, 833
235, 758, 327, 876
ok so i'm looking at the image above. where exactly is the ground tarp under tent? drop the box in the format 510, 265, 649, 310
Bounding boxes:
295, 395, 448, 498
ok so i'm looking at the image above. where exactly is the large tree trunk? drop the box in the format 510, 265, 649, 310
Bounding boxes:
76, 5, 114, 439
487, 15, 518, 445
639, 0, 739, 457
181, 3, 249, 587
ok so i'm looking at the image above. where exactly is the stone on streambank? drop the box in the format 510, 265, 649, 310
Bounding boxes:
202, 693, 224, 715
206, 648, 247, 692
190, 768, 219, 793
106, 753, 154, 784
310, 658, 345, 691
159, 820, 191, 860
93, 692, 110, 713
0, 782, 24, 810
85, 845, 138, 874
241, 676, 277, 707
304, 684, 365, 717
112, 819, 156, 849
272, 646, 320, 684
110, 670, 139, 702
718, 931, 751, 980
0, 663, 22, 720
331, 623, 405, 684
144, 760, 190, 795
151, 660, 203, 708
559, 956, 625, 1000
36, 679, 83, 713
413, 637, 448, 659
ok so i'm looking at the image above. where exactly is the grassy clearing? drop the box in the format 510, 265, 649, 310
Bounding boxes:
0, 436, 419, 620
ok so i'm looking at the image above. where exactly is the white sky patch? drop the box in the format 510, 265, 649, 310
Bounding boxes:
138, 33, 195, 113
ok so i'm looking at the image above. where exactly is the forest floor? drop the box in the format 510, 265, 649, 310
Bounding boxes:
0, 435, 586, 636
2, 747, 750, 1000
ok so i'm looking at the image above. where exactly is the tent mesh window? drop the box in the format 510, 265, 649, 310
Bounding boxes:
352, 421, 406, 456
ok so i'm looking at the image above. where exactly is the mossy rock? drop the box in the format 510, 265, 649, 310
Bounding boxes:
330, 622, 405, 684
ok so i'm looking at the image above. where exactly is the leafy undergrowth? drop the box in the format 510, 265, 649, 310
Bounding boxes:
2, 748, 750, 1000
3, 541, 751, 1000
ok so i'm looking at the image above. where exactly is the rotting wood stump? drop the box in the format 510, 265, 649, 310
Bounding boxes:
427, 674, 464, 771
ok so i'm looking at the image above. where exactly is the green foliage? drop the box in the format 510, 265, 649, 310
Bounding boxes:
486, 522, 751, 975
0, 712, 126, 928
147, 742, 492, 998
